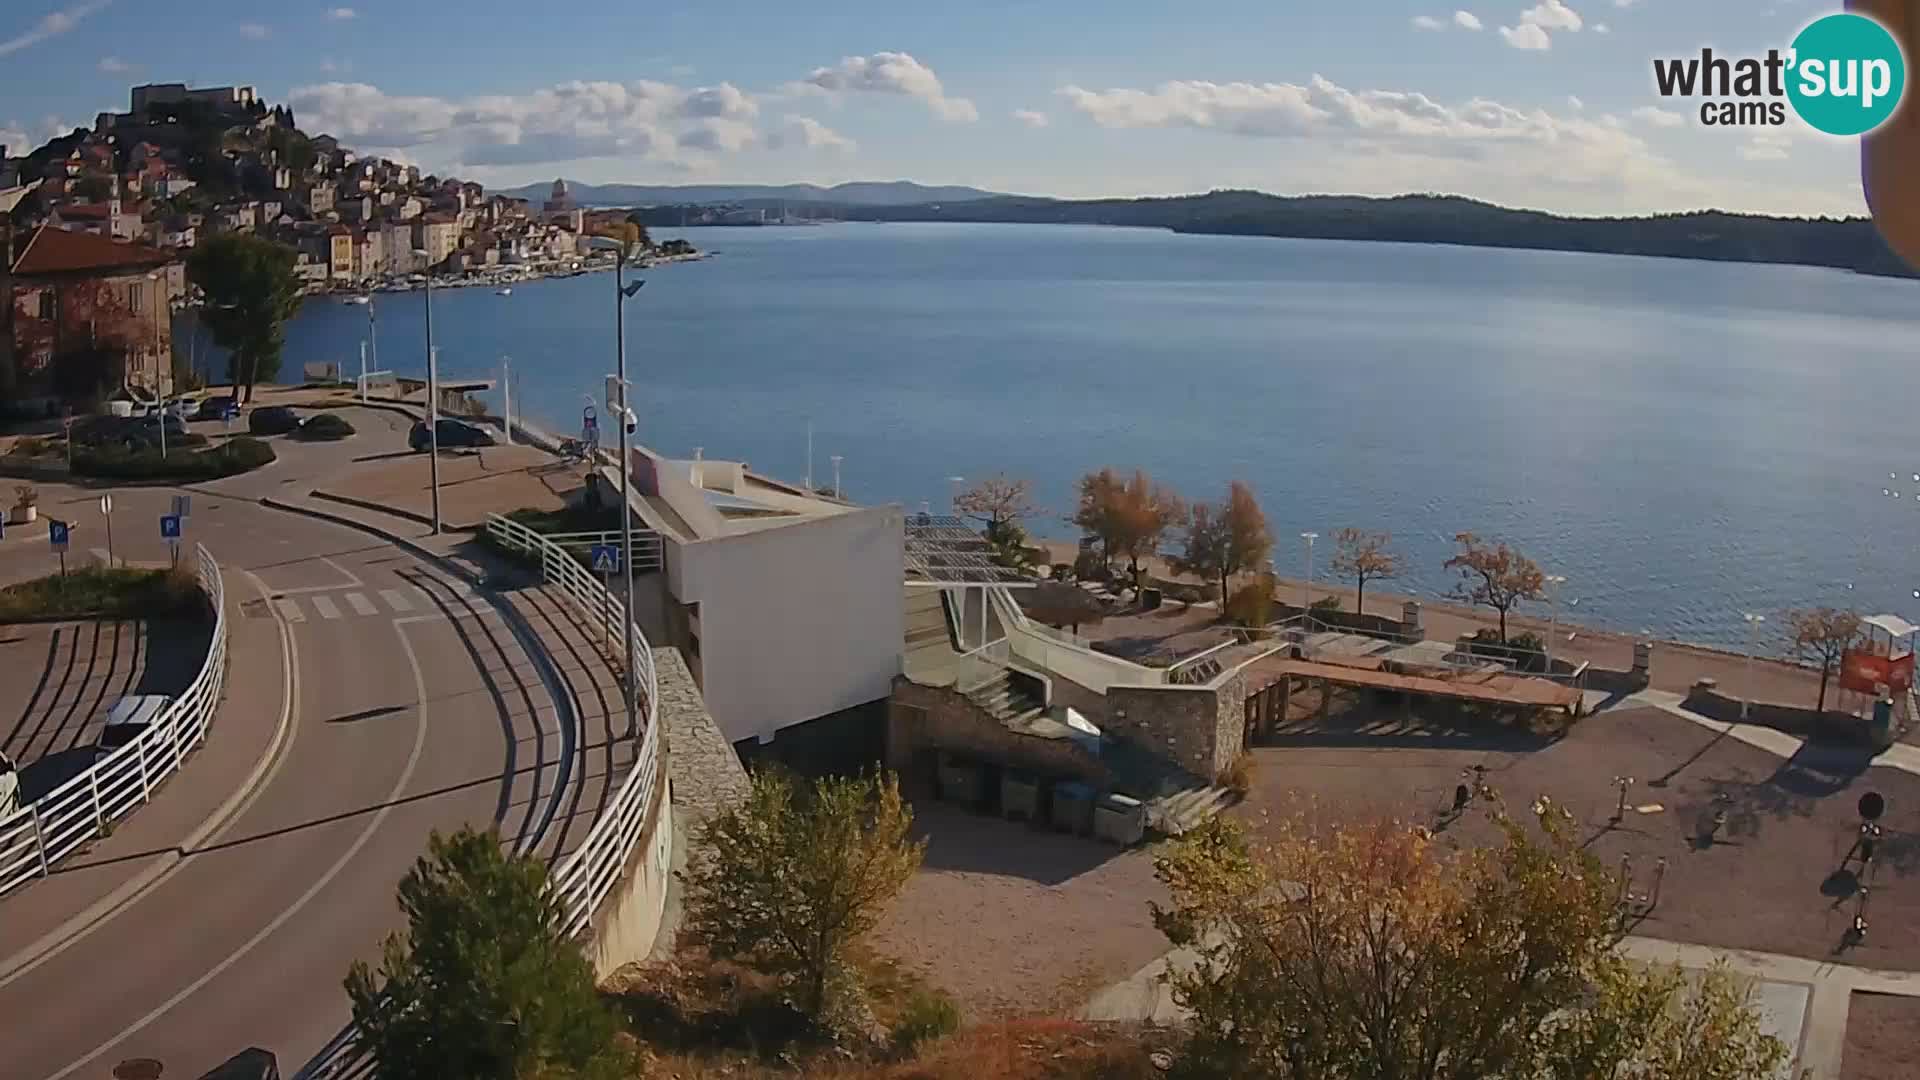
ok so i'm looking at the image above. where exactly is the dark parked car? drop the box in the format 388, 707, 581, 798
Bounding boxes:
409, 418, 496, 452
248, 406, 302, 435
196, 395, 238, 421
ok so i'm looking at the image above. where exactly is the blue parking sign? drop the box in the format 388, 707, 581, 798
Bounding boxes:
48, 520, 69, 551
589, 544, 620, 573
160, 515, 182, 540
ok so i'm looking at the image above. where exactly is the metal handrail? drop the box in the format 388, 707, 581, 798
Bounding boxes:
0, 544, 227, 897
484, 513, 661, 938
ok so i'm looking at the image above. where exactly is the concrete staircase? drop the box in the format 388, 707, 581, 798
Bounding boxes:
1097, 735, 1240, 836
964, 670, 1046, 728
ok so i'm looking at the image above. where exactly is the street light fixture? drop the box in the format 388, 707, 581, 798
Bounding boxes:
585, 232, 645, 741
1742, 612, 1766, 720
410, 249, 441, 534
1300, 532, 1319, 612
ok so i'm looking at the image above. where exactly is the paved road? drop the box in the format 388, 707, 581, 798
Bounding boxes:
0, 428, 592, 1077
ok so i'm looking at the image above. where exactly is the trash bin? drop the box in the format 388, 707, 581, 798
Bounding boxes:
937, 752, 985, 807
1001, 769, 1041, 823
1052, 781, 1095, 835
1141, 587, 1162, 611
1093, 792, 1147, 846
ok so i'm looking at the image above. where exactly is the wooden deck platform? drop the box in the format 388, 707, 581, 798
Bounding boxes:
1245, 653, 1582, 713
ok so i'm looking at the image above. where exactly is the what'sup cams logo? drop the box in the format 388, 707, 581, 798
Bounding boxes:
1652, 11, 1907, 136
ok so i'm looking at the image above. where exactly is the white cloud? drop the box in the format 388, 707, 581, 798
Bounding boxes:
287, 78, 781, 169
1613, 0, 1637, 6
239, 22, 270, 39
0, 125, 29, 151
768, 115, 855, 152
1521, 0, 1583, 31
1499, 23, 1552, 49
0, 0, 110, 57
98, 55, 130, 73
1566, 94, 1584, 110
1455, 10, 1484, 30
1413, 15, 1446, 30
799, 51, 978, 122
1739, 131, 1791, 161
1051, 72, 1860, 216
1012, 108, 1049, 127
1632, 105, 1685, 128
1594, 22, 1611, 33
325, 7, 357, 19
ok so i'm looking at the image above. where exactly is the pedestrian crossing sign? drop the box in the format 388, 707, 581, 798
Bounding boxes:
590, 544, 620, 573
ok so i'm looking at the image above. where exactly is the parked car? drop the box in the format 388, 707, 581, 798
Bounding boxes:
0, 750, 19, 818
136, 413, 190, 443
99, 695, 172, 756
162, 396, 200, 421
409, 418, 496, 452
248, 405, 302, 435
196, 395, 239, 421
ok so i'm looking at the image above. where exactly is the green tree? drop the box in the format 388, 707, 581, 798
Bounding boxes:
188, 231, 303, 403
345, 827, 628, 1080
684, 769, 924, 1020
1443, 532, 1546, 643
1154, 805, 1786, 1080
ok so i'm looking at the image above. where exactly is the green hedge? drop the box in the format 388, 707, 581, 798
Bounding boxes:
0, 565, 206, 621
73, 437, 276, 480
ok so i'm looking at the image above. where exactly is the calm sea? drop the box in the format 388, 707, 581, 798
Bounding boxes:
245, 222, 1920, 648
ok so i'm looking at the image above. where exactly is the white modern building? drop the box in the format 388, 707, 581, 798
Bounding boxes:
588, 446, 904, 747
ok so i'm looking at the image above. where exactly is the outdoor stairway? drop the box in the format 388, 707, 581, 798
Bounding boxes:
902, 586, 965, 686
1097, 734, 1241, 836
964, 670, 1047, 728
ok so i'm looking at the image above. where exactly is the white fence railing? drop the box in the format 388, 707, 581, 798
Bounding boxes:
0, 544, 227, 897
484, 513, 661, 938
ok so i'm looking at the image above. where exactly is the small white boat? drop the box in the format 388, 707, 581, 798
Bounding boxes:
341, 295, 371, 306
495, 287, 513, 297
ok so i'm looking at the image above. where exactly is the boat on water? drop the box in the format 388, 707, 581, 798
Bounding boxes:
341, 295, 371, 306
496, 287, 513, 297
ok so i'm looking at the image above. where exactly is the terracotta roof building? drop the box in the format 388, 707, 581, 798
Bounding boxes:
6, 226, 180, 401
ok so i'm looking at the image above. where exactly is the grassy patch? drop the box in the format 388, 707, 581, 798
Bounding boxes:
73, 437, 275, 481
476, 504, 626, 569
0, 565, 206, 622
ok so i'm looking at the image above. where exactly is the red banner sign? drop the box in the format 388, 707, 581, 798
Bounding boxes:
1840, 649, 1915, 694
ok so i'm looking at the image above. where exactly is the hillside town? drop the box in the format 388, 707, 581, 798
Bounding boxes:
0, 81, 679, 408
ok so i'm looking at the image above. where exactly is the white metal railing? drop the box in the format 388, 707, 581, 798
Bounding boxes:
538, 529, 665, 573
484, 512, 661, 938
0, 545, 227, 897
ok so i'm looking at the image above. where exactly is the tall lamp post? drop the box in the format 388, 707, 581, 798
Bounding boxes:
1300, 531, 1319, 612
1742, 612, 1766, 720
586, 233, 645, 741
1544, 574, 1567, 668
410, 249, 441, 534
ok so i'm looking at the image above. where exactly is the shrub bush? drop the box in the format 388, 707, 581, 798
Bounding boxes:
1225, 574, 1276, 628
1219, 751, 1256, 795
73, 436, 276, 481
1466, 628, 1548, 673
889, 988, 961, 1057
298, 413, 356, 440
0, 565, 206, 621
1310, 595, 1344, 613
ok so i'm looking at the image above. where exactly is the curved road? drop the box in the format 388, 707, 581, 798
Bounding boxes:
0, 415, 591, 1078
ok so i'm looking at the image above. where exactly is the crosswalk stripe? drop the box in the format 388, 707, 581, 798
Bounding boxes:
345, 592, 378, 616
273, 597, 306, 623
379, 588, 413, 613
311, 595, 341, 620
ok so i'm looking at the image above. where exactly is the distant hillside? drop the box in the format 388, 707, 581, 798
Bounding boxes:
832, 191, 1913, 280
493, 179, 1008, 207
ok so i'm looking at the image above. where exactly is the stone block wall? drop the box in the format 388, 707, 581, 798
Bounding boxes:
888, 677, 1111, 788
1104, 669, 1248, 780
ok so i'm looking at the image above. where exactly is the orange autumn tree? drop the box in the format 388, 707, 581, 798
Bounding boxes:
1443, 532, 1546, 642
1152, 803, 1787, 1080
1073, 468, 1184, 595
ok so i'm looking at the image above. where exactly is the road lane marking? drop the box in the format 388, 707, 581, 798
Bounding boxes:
310, 595, 341, 620
0, 566, 302, 989
345, 592, 378, 616
48, 616, 433, 1080
378, 588, 413, 613
272, 597, 305, 623
319, 556, 364, 588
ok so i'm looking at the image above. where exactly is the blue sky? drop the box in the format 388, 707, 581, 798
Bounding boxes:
0, 0, 1867, 215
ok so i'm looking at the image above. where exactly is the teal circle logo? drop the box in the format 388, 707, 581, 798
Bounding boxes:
1787, 13, 1906, 136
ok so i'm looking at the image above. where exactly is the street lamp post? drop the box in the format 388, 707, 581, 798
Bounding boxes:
1544, 574, 1568, 669
587, 234, 645, 741
948, 476, 965, 515
1300, 532, 1319, 611
1742, 612, 1766, 720
410, 249, 441, 534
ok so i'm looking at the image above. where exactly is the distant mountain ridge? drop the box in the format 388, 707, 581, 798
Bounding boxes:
492, 179, 1009, 207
